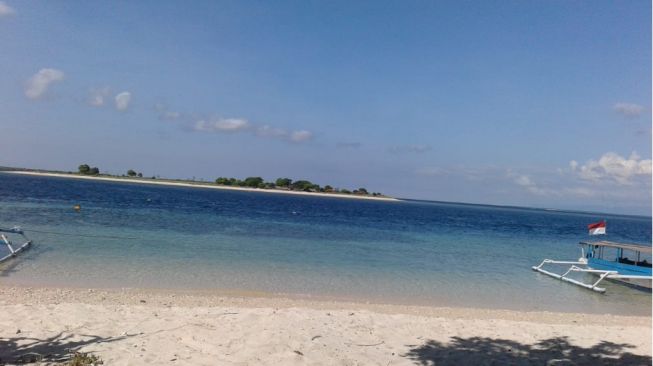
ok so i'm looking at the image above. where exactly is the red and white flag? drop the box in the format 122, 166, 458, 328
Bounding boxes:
588, 221, 606, 235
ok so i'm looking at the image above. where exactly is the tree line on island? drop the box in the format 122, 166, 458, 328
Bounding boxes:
78, 164, 150, 179
77, 164, 100, 176
215, 176, 383, 196
76, 164, 384, 197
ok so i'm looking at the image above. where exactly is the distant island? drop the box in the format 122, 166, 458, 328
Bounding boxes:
1, 165, 397, 201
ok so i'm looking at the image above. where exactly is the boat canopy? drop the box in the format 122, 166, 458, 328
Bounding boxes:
579, 241, 652, 254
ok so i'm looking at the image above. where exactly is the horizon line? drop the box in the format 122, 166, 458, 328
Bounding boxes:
1, 165, 650, 219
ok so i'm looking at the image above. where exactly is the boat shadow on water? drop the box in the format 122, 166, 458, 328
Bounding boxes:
403, 336, 652, 366
0, 245, 52, 278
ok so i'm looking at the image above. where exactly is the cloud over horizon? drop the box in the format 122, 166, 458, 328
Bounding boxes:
88, 87, 111, 107
189, 115, 313, 144
512, 174, 547, 195
194, 117, 250, 132
114, 91, 131, 111
570, 152, 651, 185
25, 68, 65, 99
505, 152, 652, 204
0, 1, 15, 17
290, 130, 313, 142
613, 102, 645, 118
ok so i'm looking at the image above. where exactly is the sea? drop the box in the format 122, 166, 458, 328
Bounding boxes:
0, 172, 650, 315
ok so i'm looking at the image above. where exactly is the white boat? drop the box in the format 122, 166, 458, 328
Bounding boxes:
532, 241, 652, 293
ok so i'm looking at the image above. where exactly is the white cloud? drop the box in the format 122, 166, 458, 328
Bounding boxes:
0, 1, 15, 17
613, 102, 644, 118
509, 172, 548, 195
194, 118, 250, 132
290, 130, 313, 142
189, 114, 313, 144
24, 68, 64, 99
256, 125, 313, 143
569, 160, 578, 171
514, 175, 534, 187
572, 152, 651, 185
256, 126, 313, 143
388, 145, 432, 153
88, 87, 111, 107
115, 91, 131, 111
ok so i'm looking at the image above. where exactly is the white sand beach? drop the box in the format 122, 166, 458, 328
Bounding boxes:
4, 171, 399, 202
0, 286, 650, 365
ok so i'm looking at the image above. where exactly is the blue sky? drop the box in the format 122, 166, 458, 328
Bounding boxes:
0, 1, 650, 215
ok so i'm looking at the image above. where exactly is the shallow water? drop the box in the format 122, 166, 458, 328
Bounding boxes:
0, 172, 650, 315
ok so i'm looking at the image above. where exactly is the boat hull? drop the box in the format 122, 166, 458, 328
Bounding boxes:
588, 258, 652, 290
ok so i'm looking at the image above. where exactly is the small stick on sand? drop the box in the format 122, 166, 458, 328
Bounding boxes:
346, 341, 384, 347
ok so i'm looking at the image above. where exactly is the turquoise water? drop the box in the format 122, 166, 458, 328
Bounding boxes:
0, 172, 651, 314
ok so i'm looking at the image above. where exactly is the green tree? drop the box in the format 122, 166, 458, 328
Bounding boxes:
340, 189, 351, 194
357, 187, 368, 195
215, 177, 229, 185
291, 180, 314, 191
137, 172, 143, 177
275, 178, 292, 187
88, 167, 99, 175
324, 185, 334, 192
78, 164, 90, 174
127, 169, 137, 177
244, 177, 264, 188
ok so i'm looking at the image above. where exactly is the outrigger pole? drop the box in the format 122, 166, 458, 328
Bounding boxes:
531, 259, 610, 293
0, 227, 32, 264
532, 257, 652, 293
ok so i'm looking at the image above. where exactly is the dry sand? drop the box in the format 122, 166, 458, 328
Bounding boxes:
0, 286, 650, 365
4, 171, 399, 202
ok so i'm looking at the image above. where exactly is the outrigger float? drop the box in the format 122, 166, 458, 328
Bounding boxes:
532, 241, 652, 293
0, 227, 32, 264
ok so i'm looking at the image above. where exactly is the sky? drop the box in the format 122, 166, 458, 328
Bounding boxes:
0, 1, 651, 215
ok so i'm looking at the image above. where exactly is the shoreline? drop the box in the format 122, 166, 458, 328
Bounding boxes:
0, 285, 650, 365
1, 284, 650, 323
2, 280, 651, 317
3, 170, 400, 202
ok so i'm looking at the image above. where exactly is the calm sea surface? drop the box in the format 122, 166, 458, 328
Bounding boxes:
0, 173, 650, 314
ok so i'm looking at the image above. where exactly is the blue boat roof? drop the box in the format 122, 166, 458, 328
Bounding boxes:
580, 241, 652, 254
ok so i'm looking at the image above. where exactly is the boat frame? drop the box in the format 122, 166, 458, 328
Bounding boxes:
0, 227, 32, 264
532, 241, 652, 293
